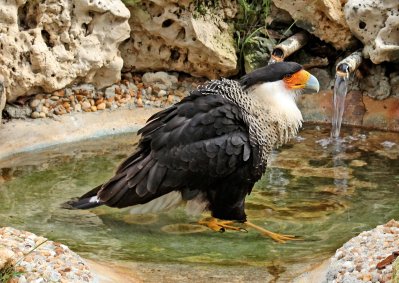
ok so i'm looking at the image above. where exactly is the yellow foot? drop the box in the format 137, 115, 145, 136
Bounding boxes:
198, 217, 247, 233
245, 221, 302, 244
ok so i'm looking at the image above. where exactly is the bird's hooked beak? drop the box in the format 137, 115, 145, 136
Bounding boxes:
283, 69, 320, 94
303, 74, 320, 94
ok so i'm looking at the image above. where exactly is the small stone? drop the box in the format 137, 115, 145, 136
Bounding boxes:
39, 112, 46, 118
158, 90, 167, 97
31, 111, 40, 119
42, 106, 49, 114
136, 97, 143, 107
96, 102, 106, 110
90, 105, 97, 112
30, 99, 41, 108
54, 105, 66, 115
53, 90, 65, 97
74, 104, 82, 112
81, 101, 91, 110
50, 95, 60, 101
104, 85, 117, 99
105, 101, 112, 108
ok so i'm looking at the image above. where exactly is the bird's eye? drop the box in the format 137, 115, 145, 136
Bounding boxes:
284, 74, 293, 79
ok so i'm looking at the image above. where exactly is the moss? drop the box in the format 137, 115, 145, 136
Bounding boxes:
121, 0, 141, 7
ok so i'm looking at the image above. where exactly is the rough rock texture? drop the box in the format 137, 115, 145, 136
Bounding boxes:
344, 0, 399, 64
359, 64, 392, 100
273, 0, 356, 50
120, 0, 238, 79
394, 257, 399, 283
326, 220, 399, 283
0, 0, 130, 103
0, 75, 4, 124
0, 227, 93, 282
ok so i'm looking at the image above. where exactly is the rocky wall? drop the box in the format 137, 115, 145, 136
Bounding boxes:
0, 0, 130, 103
120, 0, 238, 79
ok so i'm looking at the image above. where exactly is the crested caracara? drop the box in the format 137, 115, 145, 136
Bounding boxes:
67, 62, 320, 242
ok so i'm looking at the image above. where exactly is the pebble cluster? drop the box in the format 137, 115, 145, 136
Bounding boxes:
326, 220, 399, 283
21, 72, 203, 120
0, 227, 93, 283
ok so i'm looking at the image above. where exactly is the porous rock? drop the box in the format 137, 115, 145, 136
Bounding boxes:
344, 0, 399, 64
0, 0, 130, 103
273, 0, 356, 50
0, 75, 5, 124
120, 0, 238, 79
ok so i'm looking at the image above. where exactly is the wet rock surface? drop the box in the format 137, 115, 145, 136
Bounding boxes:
326, 220, 399, 283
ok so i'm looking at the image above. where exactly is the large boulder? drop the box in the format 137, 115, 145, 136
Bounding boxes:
273, 0, 356, 50
120, 0, 238, 79
344, 0, 399, 64
0, 0, 130, 103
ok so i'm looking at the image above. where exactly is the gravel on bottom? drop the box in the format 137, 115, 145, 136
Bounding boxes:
0, 227, 93, 283
326, 219, 399, 283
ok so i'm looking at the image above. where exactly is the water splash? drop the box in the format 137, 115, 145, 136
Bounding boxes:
331, 64, 350, 139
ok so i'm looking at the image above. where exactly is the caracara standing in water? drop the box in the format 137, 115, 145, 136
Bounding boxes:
67, 62, 320, 243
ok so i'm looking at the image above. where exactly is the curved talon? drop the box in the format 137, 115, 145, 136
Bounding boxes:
245, 221, 302, 243
198, 217, 246, 233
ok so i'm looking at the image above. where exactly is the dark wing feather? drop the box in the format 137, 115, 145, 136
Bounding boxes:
76, 82, 256, 209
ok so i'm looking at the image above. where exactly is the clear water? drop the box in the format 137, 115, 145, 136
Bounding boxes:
331, 72, 349, 139
0, 126, 398, 272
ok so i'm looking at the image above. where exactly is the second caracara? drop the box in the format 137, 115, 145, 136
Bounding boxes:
67, 62, 320, 242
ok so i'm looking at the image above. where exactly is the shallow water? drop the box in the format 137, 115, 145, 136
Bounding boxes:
0, 125, 398, 275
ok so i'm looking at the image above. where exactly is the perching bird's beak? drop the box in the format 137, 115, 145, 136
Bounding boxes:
303, 74, 320, 94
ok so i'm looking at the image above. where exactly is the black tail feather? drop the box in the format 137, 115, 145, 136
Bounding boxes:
62, 184, 103, 210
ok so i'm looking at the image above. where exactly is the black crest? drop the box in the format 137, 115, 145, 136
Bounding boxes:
239, 62, 303, 89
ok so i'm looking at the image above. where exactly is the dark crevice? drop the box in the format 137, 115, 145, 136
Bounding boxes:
162, 19, 174, 28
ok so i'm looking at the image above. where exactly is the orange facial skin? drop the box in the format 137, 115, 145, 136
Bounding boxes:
283, 69, 311, 90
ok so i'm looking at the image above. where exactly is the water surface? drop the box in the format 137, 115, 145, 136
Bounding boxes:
0, 125, 398, 277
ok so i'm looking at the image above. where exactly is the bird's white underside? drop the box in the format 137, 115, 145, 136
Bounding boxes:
125, 191, 208, 215
249, 81, 303, 131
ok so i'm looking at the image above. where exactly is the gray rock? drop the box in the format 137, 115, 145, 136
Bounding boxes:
142, 72, 179, 90
360, 65, 391, 100
4, 104, 32, 119
243, 36, 274, 73
105, 85, 117, 99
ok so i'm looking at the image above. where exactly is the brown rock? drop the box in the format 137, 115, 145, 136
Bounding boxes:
97, 102, 106, 110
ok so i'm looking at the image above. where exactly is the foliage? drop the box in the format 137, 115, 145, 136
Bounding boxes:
234, 0, 273, 73
121, 0, 141, 6
192, 0, 221, 17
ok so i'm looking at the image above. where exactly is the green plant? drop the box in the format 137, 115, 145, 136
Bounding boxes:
235, 0, 272, 73
0, 240, 48, 283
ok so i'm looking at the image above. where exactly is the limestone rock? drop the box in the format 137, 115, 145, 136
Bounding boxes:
0, 0, 130, 103
273, 0, 356, 50
120, 1, 238, 79
0, 75, 4, 124
344, 0, 399, 64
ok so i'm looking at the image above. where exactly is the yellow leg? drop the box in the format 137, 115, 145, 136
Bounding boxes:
245, 221, 302, 244
198, 217, 247, 233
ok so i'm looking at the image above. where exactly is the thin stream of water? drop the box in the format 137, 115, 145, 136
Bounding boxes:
331, 71, 349, 139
